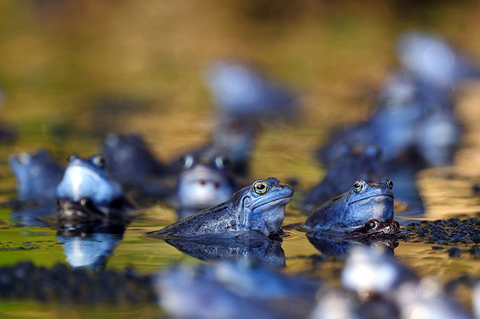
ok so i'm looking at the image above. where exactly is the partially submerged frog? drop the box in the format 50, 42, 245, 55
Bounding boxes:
300, 146, 383, 211
103, 133, 167, 182
174, 155, 238, 219
56, 154, 127, 212
102, 133, 173, 203
304, 178, 395, 233
170, 118, 259, 177
9, 149, 64, 204
149, 177, 293, 239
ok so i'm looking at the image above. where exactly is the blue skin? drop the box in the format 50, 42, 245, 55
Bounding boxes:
103, 133, 167, 182
150, 177, 294, 238
317, 72, 461, 168
397, 31, 480, 88
163, 235, 286, 268
204, 60, 298, 120
9, 149, 64, 204
171, 118, 259, 177
58, 232, 124, 271
56, 154, 124, 211
300, 146, 383, 210
210, 261, 319, 302
304, 178, 394, 232
307, 230, 398, 256
175, 155, 238, 219
157, 264, 291, 319
342, 246, 418, 295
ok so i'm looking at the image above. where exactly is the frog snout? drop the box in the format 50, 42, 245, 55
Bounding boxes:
198, 180, 221, 189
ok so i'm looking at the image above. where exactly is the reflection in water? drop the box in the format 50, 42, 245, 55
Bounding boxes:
163, 236, 286, 268
12, 205, 56, 227
306, 231, 397, 257
58, 229, 125, 271
56, 199, 129, 271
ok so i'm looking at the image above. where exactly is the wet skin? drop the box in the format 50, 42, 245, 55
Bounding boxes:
9, 149, 64, 204
300, 146, 383, 211
304, 178, 394, 233
56, 154, 125, 211
175, 155, 237, 218
150, 177, 294, 238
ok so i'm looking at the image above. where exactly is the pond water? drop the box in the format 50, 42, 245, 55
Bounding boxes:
1, 1, 480, 318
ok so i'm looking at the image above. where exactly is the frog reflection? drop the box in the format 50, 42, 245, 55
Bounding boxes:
58, 231, 124, 271
164, 235, 286, 268
56, 198, 129, 271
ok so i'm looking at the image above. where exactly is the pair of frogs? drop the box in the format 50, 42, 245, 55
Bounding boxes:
152, 176, 397, 240
11, 150, 397, 239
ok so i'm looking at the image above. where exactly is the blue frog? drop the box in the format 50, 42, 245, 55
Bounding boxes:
174, 155, 238, 219
56, 154, 126, 212
397, 31, 480, 89
9, 149, 64, 204
300, 146, 383, 211
170, 118, 260, 178
149, 177, 293, 239
103, 133, 167, 182
204, 60, 298, 121
304, 178, 394, 233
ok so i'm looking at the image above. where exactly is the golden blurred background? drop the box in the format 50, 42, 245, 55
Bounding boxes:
2, 0, 480, 195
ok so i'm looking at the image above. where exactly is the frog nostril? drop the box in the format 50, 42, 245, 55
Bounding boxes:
199, 180, 206, 186
214, 182, 220, 189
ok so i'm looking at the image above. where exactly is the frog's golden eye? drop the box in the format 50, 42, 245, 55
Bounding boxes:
253, 181, 269, 195
353, 180, 364, 194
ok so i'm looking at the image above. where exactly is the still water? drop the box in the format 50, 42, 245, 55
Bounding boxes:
1, 109, 480, 317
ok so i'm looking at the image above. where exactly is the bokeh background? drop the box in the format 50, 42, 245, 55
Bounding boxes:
2, 0, 480, 181
1, 1, 480, 318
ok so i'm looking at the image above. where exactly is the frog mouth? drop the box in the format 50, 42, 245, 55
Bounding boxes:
349, 194, 394, 205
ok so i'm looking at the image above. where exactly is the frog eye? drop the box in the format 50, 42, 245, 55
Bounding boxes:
353, 180, 364, 193
67, 154, 79, 162
180, 155, 195, 169
253, 181, 269, 195
214, 156, 230, 169
18, 152, 31, 165
386, 179, 393, 189
91, 155, 105, 168
365, 219, 379, 231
